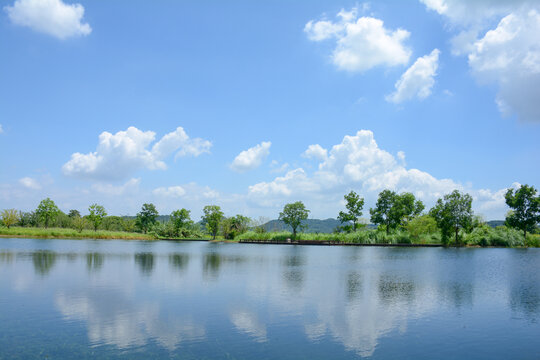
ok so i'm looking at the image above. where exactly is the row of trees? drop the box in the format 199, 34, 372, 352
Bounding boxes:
1, 184, 539, 244
0, 199, 251, 240
327, 184, 539, 245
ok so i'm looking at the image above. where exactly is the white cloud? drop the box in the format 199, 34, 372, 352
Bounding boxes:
91, 178, 140, 196
4, 0, 91, 39
152, 185, 186, 198
62, 126, 212, 181
0, 124, 3, 133
420, 0, 535, 26
420, 1, 540, 121
397, 151, 406, 166
269, 161, 290, 174
302, 144, 328, 161
19, 176, 41, 190
305, 7, 411, 72
248, 130, 509, 219
230, 141, 271, 173
229, 309, 267, 342
386, 49, 440, 104
468, 10, 540, 121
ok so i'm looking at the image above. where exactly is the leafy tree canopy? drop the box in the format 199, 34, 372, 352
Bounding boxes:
370, 190, 424, 234
279, 201, 310, 238
1, 209, 20, 229
68, 209, 81, 218
202, 205, 224, 239
505, 184, 540, 240
35, 198, 60, 228
337, 191, 365, 232
136, 203, 159, 234
429, 190, 474, 245
88, 204, 107, 231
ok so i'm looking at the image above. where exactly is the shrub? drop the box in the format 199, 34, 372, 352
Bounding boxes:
465, 225, 524, 247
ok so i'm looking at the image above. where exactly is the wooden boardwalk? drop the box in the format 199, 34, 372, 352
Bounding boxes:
238, 239, 442, 247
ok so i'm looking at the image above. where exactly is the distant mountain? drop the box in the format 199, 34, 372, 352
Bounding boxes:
123, 215, 506, 232
261, 218, 377, 233
486, 220, 505, 228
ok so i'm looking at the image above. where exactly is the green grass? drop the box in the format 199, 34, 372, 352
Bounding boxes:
0, 226, 156, 240
236, 229, 539, 247
236, 230, 442, 245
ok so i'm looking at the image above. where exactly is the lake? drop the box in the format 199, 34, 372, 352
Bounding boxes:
0, 238, 539, 359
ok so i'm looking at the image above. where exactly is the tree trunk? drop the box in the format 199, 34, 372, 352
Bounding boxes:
293, 227, 297, 239
455, 227, 459, 246
386, 219, 390, 235
524, 229, 527, 246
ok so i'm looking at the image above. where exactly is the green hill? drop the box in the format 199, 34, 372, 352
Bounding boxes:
261, 218, 377, 233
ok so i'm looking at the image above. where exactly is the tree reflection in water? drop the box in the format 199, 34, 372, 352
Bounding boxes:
86, 252, 104, 272
347, 271, 363, 302
135, 253, 154, 276
32, 250, 57, 276
203, 252, 222, 279
378, 274, 416, 305
169, 253, 190, 273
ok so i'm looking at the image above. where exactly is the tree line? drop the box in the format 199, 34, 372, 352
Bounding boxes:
1, 184, 539, 245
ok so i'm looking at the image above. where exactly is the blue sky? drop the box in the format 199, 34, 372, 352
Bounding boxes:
0, 0, 539, 220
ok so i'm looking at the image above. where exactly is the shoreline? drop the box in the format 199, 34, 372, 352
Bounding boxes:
2, 234, 532, 248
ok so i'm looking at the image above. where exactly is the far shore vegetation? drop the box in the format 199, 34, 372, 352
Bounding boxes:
1, 184, 539, 247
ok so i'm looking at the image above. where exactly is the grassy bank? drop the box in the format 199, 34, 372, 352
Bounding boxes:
236, 228, 540, 247
236, 230, 440, 245
1, 226, 538, 247
0, 226, 156, 240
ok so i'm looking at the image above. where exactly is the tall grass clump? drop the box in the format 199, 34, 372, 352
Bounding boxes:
465, 226, 524, 247
0, 226, 155, 240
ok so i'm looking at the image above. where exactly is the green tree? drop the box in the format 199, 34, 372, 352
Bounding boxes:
393, 192, 425, 227
370, 190, 424, 234
171, 208, 193, 237
202, 205, 224, 240
68, 209, 81, 218
1, 209, 20, 229
136, 203, 159, 234
337, 191, 365, 232
35, 198, 60, 228
55, 211, 72, 228
88, 204, 107, 231
505, 184, 540, 240
370, 190, 396, 234
102, 216, 124, 231
429, 190, 474, 245
122, 218, 137, 232
18, 211, 39, 227
72, 216, 87, 233
222, 214, 251, 239
279, 201, 310, 238
406, 214, 438, 240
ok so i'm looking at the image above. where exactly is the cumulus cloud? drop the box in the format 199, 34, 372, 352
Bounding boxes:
386, 49, 440, 103
302, 144, 328, 161
19, 176, 41, 190
420, 0, 540, 121
230, 141, 271, 173
248, 130, 509, 219
468, 10, 540, 121
62, 126, 211, 181
4, 0, 91, 39
305, 7, 411, 72
269, 161, 290, 174
91, 178, 140, 196
420, 0, 536, 26
152, 185, 186, 198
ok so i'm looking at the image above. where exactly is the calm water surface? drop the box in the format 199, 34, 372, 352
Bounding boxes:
0, 238, 539, 359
